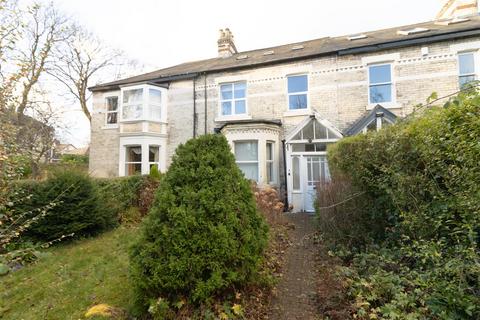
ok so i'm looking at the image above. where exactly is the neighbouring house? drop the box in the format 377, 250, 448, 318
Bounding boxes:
49, 142, 89, 163
89, 0, 480, 212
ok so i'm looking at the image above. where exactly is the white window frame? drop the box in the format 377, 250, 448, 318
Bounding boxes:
120, 84, 167, 123
104, 95, 119, 127
266, 141, 275, 184
119, 136, 167, 176
234, 140, 259, 182
368, 63, 394, 106
458, 51, 478, 88
219, 81, 247, 117
148, 145, 161, 170
124, 145, 142, 176
287, 74, 309, 111
362, 116, 394, 134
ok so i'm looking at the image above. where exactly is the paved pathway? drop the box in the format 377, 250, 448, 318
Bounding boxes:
268, 213, 319, 320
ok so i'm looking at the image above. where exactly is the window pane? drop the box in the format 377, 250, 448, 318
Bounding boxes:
292, 156, 300, 190
222, 101, 232, 115
459, 75, 476, 87
221, 84, 233, 100
235, 100, 246, 114
305, 144, 315, 152
459, 53, 475, 75
238, 163, 258, 181
123, 89, 143, 104
107, 112, 117, 124
266, 143, 273, 161
314, 121, 327, 139
149, 146, 159, 162
289, 94, 307, 109
234, 82, 246, 99
369, 65, 391, 84
288, 75, 308, 93
292, 144, 305, 152
370, 84, 392, 103
122, 105, 143, 119
106, 97, 118, 111
367, 119, 377, 132
303, 120, 314, 140
149, 89, 162, 104
126, 163, 142, 176
267, 163, 273, 183
235, 141, 258, 161
149, 105, 161, 120
315, 143, 327, 152
126, 146, 142, 162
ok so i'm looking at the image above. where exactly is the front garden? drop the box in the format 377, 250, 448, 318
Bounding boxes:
1, 134, 290, 319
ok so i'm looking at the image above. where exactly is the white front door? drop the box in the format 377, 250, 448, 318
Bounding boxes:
304, 155, 330, 212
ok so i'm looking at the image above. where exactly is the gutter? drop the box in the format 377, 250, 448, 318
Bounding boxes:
282, 139, 289, 212
338, 28, 480, 55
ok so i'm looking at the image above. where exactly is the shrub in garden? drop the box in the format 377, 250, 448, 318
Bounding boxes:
251, 182, 285, 226
325, 90, 480, 319
22, 169, 117, 241
315, 174, 379, 250
130, 134, 268, 316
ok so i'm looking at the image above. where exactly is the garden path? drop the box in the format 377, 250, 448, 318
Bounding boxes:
267, 213, 319, 320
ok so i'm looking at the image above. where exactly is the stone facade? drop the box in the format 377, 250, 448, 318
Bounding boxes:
89, 22, 480, 210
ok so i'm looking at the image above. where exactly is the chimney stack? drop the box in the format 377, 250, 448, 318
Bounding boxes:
437, 0, 478, 19
217, 28, 237, 58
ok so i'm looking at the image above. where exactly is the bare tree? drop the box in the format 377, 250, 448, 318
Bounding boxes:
15, 2, 69, 118
49, 25, 122, 123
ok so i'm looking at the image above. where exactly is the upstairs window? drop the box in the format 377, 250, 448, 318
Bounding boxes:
458, 52, 476, 88
122, 88, 143, 120
234, 141, 258, 181
105, 96, 118, 125
121, 85, 165, 121
369, 64, 393, 104
287, 75, 308, 110
149, 89, 162, 120
220, 82, 246, 116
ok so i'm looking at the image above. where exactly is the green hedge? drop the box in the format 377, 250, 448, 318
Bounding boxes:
326, 91, 480, 319
130, 134, 268, 317
16, 170, 117, 241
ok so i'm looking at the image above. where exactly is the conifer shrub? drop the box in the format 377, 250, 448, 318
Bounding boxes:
23, 170, 117, 241
130, 134, 268, 315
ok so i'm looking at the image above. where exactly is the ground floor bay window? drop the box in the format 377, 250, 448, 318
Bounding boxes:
220, 121, 282, 187
119, 136, 166, 176
234, 141, 259, 181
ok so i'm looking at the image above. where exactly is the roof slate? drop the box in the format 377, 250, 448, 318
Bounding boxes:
90, 16, 480, 91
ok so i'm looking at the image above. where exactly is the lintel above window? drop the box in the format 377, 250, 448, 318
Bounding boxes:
120, 84, 166, 122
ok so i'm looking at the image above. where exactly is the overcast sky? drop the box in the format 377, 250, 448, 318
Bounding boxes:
51, 0, 442, 146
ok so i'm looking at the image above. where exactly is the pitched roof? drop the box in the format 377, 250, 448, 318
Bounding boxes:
90, 16, 480, 92
344, 104, 398, 136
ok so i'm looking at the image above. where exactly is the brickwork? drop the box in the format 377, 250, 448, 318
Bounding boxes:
89, 37, 480, 178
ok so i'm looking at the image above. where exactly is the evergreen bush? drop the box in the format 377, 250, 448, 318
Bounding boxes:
130, 134, 268, 315
324, 90, 480, 319
23, 170, 117, 241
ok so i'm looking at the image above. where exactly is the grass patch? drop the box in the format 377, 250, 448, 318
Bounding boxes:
0, 226, 138, 319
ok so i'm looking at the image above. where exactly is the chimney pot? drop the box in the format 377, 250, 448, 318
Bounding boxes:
217, 27, 237, 58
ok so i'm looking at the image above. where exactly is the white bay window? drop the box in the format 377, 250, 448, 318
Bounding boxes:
120, 84, 166, 122
234, 141, 259, 181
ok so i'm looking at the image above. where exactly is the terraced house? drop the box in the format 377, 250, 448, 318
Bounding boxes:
89, 0, 480, 212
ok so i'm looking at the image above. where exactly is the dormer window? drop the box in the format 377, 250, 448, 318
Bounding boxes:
120, 84, 166, 122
